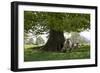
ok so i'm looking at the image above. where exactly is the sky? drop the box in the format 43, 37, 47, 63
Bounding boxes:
64, 30, 90, 41
80, 30, 90, 40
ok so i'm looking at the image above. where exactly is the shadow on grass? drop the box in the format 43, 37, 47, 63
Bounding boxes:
24, 45, 90, 62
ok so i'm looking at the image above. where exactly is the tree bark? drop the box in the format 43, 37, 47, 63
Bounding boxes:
43, 29, 65, 52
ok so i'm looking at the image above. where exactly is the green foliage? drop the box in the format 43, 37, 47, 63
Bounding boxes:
24, 11, 90, 34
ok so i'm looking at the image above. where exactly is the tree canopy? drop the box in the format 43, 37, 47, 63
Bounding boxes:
24, 11, 90, 34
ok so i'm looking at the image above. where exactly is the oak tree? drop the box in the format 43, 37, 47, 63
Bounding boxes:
24, 11, 90, 51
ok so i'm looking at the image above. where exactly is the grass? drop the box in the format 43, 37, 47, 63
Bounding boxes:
24, 44, 90, 62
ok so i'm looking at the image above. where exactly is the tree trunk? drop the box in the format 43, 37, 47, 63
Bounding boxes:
43, 29, 65, 52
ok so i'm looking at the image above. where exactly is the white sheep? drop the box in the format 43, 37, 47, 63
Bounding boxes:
62, 39, 73, 52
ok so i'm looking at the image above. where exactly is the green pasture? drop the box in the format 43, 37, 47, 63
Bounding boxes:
24, 44, 90, 61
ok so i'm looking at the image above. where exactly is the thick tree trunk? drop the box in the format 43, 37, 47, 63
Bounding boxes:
43, 29, 65, 52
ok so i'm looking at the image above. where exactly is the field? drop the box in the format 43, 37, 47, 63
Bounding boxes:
24, 44, 90, 62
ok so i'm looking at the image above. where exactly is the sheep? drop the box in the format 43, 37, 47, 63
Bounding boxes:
61, 39, 73, 52
62, 39, 79, 52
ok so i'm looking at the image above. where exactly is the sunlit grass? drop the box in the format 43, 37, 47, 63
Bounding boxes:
24, 45, 90, 61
